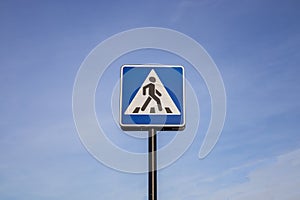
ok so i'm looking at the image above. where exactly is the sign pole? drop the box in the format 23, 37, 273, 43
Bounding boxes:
148, 128, 157, 200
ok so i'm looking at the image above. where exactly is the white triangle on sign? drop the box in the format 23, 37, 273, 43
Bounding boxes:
125, 69, 180, 115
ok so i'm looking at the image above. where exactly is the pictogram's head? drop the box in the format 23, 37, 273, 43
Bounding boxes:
149, 77, 156, 83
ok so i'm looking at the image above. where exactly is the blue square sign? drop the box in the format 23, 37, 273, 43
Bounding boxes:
120, 65, 185, 131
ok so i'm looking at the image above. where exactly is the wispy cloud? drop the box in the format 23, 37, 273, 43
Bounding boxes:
169, 0, 222, 24
158, 148, 300, 199
208, 148, 300, 200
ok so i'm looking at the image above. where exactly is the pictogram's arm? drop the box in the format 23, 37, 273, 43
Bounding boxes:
156, 89, 162, 96
143, 84, 150, 95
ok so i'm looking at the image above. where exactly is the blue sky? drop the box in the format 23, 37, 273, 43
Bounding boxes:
1, 0, 300, 199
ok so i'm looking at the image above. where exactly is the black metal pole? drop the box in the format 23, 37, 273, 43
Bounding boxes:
148, 128, 157, 200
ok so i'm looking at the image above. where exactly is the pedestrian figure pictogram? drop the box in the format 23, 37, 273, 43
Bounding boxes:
141, 76, 162, 112
124, 69, 180, 115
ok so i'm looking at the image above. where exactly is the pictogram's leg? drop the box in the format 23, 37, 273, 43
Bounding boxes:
141, 97, 152, 111
157, 104, 162, 111
151, 95, 162, 111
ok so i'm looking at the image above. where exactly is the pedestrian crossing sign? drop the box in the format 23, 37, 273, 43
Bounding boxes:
120, 65, 185, 130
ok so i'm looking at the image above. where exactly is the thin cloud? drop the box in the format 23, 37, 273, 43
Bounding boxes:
208, 148, 300, 200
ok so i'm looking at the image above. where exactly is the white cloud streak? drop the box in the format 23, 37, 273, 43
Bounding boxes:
208, 149, 300, 200
158, 148, 300, 200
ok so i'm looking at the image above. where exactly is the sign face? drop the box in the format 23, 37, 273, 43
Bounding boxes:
120, 65, 185, 130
